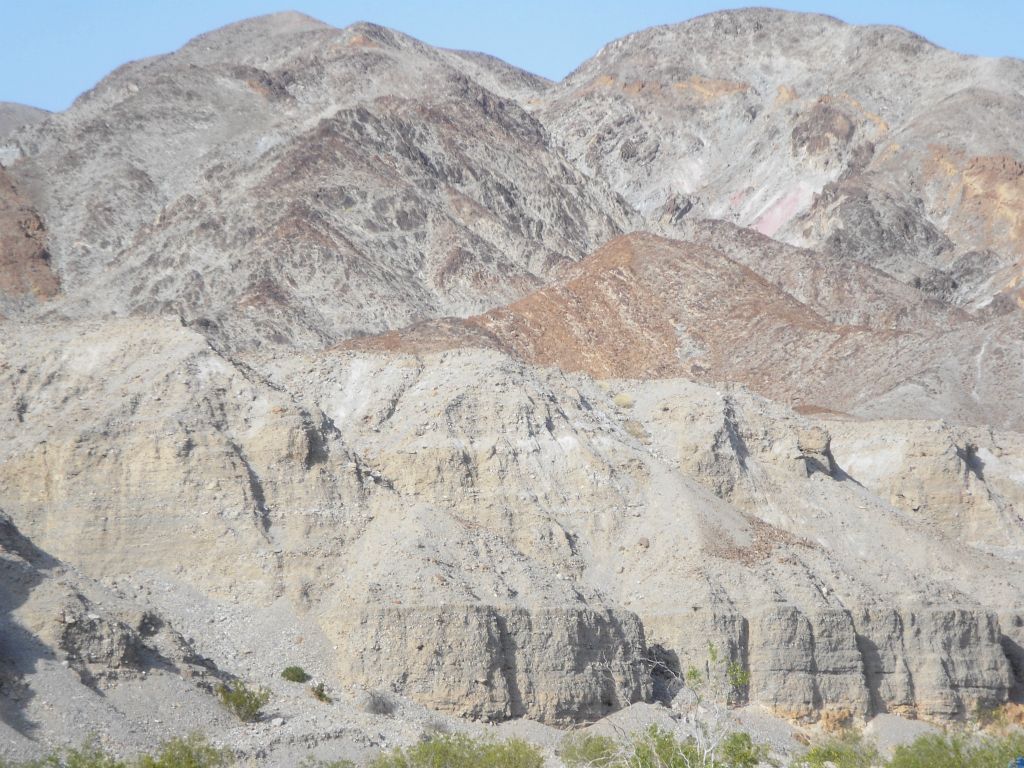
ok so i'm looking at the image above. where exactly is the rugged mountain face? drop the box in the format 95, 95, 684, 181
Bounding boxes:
539, 8, 1024, 310
2, 8, 1024, 763
1, 14, 630, 350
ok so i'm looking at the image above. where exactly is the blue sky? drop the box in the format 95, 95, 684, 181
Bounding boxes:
3, 1, 1022, 112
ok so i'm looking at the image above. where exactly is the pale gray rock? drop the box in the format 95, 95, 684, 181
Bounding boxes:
0, 103, 48, 141
341, 604, 650, 724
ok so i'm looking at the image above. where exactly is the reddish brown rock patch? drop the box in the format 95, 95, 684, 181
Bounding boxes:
0, 168, 58, 300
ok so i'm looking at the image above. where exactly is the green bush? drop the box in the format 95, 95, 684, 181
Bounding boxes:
281, 665, 311, 683
0, 735, 230, 768
630, 726, 701, 768
718, 732, 769, 768
135, 734, 232, 768
561, 733, 621, 767
890, 731, 1024, 768
34, 739, 125, 768
562, 727, 768, 768
215, 680, 270, 723
369, 733, 543, 768
793, 732, 879, 768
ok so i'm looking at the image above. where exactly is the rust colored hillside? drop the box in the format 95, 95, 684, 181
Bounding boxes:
342, 231, 1021, 427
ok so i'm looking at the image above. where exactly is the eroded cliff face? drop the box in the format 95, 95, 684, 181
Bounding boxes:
340, 604, 650, 724
2, 317, 1022, 725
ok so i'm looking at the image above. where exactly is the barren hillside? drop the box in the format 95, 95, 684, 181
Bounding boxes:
1, 9, 1023, 766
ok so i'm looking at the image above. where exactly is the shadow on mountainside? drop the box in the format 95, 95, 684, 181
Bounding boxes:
0, 512, 59, 735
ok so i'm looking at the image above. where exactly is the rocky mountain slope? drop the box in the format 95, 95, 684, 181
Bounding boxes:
1, 8, 1023, 764
540, 9, 1024, 311
344, 231, 1024, 429
1, 14, 629, 350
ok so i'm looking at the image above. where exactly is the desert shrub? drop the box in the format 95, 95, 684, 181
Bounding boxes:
889, 731, 1024, 768
369, 733, 543, 768
793, 731, 879, 768
628, 726, 700, 768
46, 739, 126, 768
215, 680, 270, 722
725, 662, 750, 693
0, 741, 112, 768
561, 733, 620, 767
281, 665, 311, 683
613, 392, 635, 409
966, 731, 1024, 768
977, 701, 1024, 733
717, 732, 769, 768
310, 682, 332, 703
563, 727, 768, 768
296, 758, 354, 768
136, 734, 232, 768
889, 733, 968, 768
0, 736, 231, 768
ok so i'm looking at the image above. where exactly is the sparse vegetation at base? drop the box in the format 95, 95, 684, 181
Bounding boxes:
215, 680, 270, 722
889, 731, 1024, 768
136, 734, 233, 768
791, 731, 879, 768
561, 726, 768, 768
297, 759, 355, 768
0, 735, 231, 768
281, 665, 312, 683
368, 733, 543, 768
794, 730, 1024, 768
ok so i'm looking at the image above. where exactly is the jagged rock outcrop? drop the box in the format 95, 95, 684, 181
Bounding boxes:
645, 601, 1013, 724
828, 420, 1024, 552
56, 597, 144, 675
0, 508, 219, 743
3, 314, 1023, 726
856, 606, 1012, 719
749, 606, 870, 721
796, 427, 837, 477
